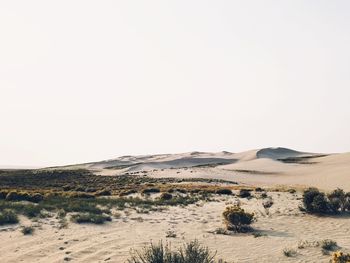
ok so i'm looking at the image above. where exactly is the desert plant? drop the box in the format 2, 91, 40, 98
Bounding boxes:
302, 188, 332, 214
283, 248, 297, 257
331, 251, 350, 263
71, 213, 112, 224
0, 209, 19, 225
160, 193, 173, 200
127, 240, 217, 263
21, 226, 34, 235
238, 189, 251, 198
222, 205, 254, 232
328, 189, 348, 212
321, 239, 338, 251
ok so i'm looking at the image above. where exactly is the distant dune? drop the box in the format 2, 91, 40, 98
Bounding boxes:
60, 147, 350, 191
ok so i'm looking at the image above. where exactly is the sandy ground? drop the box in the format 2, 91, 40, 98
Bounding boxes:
1, 192, 350, 263
2, 147, 349, 262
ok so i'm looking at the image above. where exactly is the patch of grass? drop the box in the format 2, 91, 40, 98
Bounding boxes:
0, 209, 19, 225
71, 213, 112, 224
127, 240, 218, 263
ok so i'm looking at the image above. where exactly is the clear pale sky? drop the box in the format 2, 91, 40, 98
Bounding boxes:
1, 1, 350, 167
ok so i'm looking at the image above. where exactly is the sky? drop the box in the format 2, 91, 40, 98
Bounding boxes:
1, 1, 350, 167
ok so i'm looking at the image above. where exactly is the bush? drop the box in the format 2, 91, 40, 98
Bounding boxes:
160, 193, 173, 200
238, 189, 251, 198
283, 248, 297, 257
21, 226, 34, 235
331, 251, 350, 263
95, 189, 112, 196
127, 240, 217, 263
215, 189, 232, 195
321, 240, 338, 251
71, 213, 112, 224
0, 209, 19, 225
302, 188, 332, 214
222, 205, 254, 232
328, 189, 348, 212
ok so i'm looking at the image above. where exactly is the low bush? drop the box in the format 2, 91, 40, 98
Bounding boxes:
303, 188, 332, 214
127, 240, 218, 263
303, 188, 350, 214
160, 193, 173, 200
0, 209, 19, 225
331, 251, 350, 263
283, 248, 297, 257
71, 213, 112, 224
21, 226, 34, 235
222, 205, 254, 232
238, 189, 251, 198
321, 239, 338, 251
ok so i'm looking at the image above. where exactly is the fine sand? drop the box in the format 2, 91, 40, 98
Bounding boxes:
1, 192, 350, 262
2, 147, 350, 262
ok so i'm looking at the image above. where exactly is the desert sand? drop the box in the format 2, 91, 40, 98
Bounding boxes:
1, 147, 350, 262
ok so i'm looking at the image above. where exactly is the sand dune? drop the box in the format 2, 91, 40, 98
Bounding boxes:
65, 147, 350, 191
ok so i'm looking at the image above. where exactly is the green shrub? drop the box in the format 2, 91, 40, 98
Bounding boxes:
302, 188, 332, 214
127, 240, 217, 263
222, 205, 254, 232
0, 209, 19, 225
71, 213, 112, 224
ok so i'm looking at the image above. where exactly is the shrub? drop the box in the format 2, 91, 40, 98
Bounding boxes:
215, 189, 232, 195
160, 193, 173, 200
283, 248, 297, 257
331, 251, 350, 263
71, 213, 112, 224
328, 189, 348, 212
321, 239, 338, 251
21, 226, 34, 235
0, 209, 19, 225
238, 189, 251, 198
127, 240, 217, 263
302, 188, 332, 214
262, 197, 273, 209
222, 205, 254, 232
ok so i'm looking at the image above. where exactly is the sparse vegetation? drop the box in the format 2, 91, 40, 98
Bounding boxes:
302, 188, 350, 214
222, 205, 254, 232
127, 240, 219, 263
215, 189, 232, 195
331, 251, 350, 263
21, 226, 34, 235
321, 239, 338, 251
0, 209, 19, 225
71, 213, 112, 224
283, 248, 297, 257
238, 189, 251, 198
